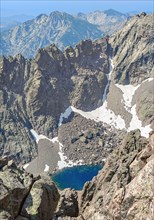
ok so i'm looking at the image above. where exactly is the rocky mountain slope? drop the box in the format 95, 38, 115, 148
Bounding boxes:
0, 14, 34, 31
107, 12, 154, 130
111, 12, 154, 84
0, 9, 129, 58
79, 130, 154, 220
0, 13, 153, 169
76, 9, 128, 34
0, 130, 153, 219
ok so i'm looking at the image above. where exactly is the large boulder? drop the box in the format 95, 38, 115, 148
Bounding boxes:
0, 210, 13, 220
21, 178, 60, 220
0, 168, 29, 218
55, 189, 79, 218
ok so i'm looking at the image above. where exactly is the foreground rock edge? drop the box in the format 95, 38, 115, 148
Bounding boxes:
0, 130, 154, 220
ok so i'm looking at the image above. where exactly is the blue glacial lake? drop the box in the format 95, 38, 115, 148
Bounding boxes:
51, 164, 102, 190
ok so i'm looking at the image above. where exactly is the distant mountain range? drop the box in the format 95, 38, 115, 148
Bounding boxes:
0, 14, 34, 30
76, 9, 128, 34
0, 9, 129, 58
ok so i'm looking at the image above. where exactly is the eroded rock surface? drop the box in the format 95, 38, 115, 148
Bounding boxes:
79, 131, 154, 220
54, 189, 79, 218
0, 38, 110, 164
21, 178, 60, 220
110, 13, 154, 84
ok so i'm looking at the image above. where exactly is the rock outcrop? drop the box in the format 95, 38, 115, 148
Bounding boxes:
110, 13, 154, 84
79, 130, 154, 220
21, 178, 60, 220
0, 159, 60, 220
54, 189, 79, 218
107, 13, 154, 127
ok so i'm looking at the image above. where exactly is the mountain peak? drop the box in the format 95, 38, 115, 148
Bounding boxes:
49, 11, 73, 19
36, 13, 48, 20
104, 9, 125, 16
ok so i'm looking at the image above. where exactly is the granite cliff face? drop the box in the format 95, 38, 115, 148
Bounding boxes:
110, 13, 154, 84
79, 130, 153, 220
0, 38, 110, 164
108, 13, 154, 128
0, 11, 153, 220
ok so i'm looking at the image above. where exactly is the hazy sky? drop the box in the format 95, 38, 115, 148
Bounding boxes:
1, 0, 153, 17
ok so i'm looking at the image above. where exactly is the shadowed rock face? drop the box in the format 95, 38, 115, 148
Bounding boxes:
110, 13, 154, 85
0, 38, 110, 164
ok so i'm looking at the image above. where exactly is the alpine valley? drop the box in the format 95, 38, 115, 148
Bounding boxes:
0, 11, 154, 220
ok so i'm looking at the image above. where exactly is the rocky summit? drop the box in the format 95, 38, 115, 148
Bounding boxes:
0, 11, 154, 220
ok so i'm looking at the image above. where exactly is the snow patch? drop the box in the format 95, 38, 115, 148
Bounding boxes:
57, 141, 69, 169
30, 129, 83, 169
58, 59, 126, 130
51, 137, 83, 169
30, 129, 39, 142
58, 106, 73, 127
44, 164, 50, 172
30, 129, 55, 143
23, 163, 29, 170
115, 84, 140, 112
128, 104, 152, 138
71, 105, 126, 130
144, 77, 153, 82
51, 136, 59, 143
70, 59, 125, 130
115, 77, 154, 112
57, 59, 153, 138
